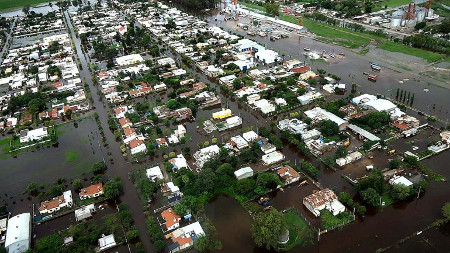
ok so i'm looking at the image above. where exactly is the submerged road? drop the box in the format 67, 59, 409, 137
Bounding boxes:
63, 11, 154, 253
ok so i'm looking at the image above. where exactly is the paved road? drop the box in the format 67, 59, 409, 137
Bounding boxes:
63, 11, 154, 253
0, 17, 17, 64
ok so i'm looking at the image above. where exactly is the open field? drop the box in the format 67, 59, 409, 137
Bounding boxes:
282, 211, 314, 250
377, 42, 446, 63
0, 0, 56, 12
241, 3, 447, 62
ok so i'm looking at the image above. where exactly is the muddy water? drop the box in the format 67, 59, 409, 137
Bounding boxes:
207, 15, 450, 121
0, 117, 105, 214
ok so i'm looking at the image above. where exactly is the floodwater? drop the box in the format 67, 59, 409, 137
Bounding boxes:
0, 117, 105, 214
200, 10, 450, 253
207, 15, 450, 122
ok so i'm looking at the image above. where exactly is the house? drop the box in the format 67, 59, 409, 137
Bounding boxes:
193, 145, 220, 168
297, 91, 323, 105
115, 54, 143, 66
166, 222, 205, 253
5, 213, 31, 253
161, 208, 181, 231
252, 99, 276, 114
174, 125, 186, 138
212, 108, 232, 120
79, 183, 104, 200
39, 190, 73, 214
19, 127, 48, 143
262, 151, 285, 166
146, 166, 164, 182
74, 204, 95, 221
169, 154, 190, 171
389, 175, 413, 187
276, 165, 300, 184
219, 74, 237, 87
172, 108, 193, 121
242, 130, 259, 142
129, 139, 147, 155
155, 137, 168, 148
162, 182, 181, 195
255, 49, 279, 64
204, 65, 224, 77
303, 189, 345, 217
230, 135, 249, 150
119, 117, 133, 129
335, 151, 363, 167
260, 142, 276, 154
304, 107, 348, 131
234, 167, 254, 180
154, 83, 167, 92
98, 234, 116, 251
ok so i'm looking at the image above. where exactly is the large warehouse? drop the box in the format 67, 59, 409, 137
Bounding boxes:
5, 213, 31, 253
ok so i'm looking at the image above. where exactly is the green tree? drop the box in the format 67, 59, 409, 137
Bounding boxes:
104, 177, 123, 199
360, 188, 380, 207
251, 209, 286, 250
319, 120, 340, 137
256, 173, 281, 190
334, 146, 348, 159
232, 78, 242, 90
389, 159, 401, 170
442, 202, 450, 219
265, 3, 280, 16
389, 184, 413, 201
26, 182, 38, 195
72, 179, 82, 190
173, 203, 187, 216
91, 161, 107, 174
194, 235, 211, 252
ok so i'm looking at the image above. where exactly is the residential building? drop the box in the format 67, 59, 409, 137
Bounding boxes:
389, 176, 413, 187
129, 139, 147, 155
146, 166, 164, 182
166, 222, 205, 253
19, 127, 48, 143
115, 54, 143, 66
98, 234, 116, 251
276, 165, 300, 184
212, 108, 232, 120
304, 107, 349, 131
75, 204, 95, 222
161, 208, 181, 231
262, 151, 285, 166
303, 189, 345, 217
79, 183, 104, 200
234, 167, 254, 180
169, 154, 190, 171
39, 191, 73, 214
193, 145, 220, 168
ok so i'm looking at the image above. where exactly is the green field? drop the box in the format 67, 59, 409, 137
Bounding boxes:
281, 211, 314, 250
65, 150, 81, 163
281, 15, 374, 49
0, 0, 56, 12
378, 42, 446, 62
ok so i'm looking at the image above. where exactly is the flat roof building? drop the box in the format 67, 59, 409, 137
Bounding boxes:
5, 213, 31, 253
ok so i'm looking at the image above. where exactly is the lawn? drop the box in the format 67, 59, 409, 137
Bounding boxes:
377, 42, 446, 63
320, 210, 354, 230
0, 0, 57, 12
281, 211, 314, 250
376, 0, 413, 8
240, 2, 267, 13
280, 15, 374, 49
65, 150, 81, 163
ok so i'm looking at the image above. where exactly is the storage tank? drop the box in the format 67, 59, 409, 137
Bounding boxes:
416, 8, 426, 22
390, 17, 402, 27
392, 9, 406, 17
406, 19, 416, 27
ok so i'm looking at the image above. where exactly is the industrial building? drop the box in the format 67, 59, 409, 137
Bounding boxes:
4, 213, 31, 253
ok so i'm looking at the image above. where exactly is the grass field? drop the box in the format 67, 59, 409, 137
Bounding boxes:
281, 15, 374, 49
0, 0, 54, 12
65, 150, 81, 163
281, 211, 314, 250
378, 42, 446, 63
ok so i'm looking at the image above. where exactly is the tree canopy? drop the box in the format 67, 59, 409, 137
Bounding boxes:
251, 209, 286, 250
